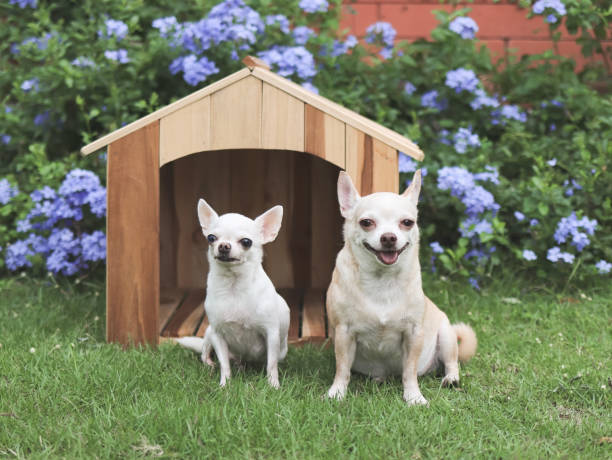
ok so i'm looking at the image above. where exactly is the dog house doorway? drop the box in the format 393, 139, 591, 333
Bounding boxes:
158, 149, 343, 345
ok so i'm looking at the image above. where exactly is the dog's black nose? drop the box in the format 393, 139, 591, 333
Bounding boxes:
218, 242, 231, 253
380, 233, 397, 248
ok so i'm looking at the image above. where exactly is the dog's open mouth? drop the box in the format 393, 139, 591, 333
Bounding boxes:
214, 255, 239, 263
363, 242, 409, 265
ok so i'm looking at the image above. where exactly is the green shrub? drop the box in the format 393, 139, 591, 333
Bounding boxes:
1, 0, 610, 286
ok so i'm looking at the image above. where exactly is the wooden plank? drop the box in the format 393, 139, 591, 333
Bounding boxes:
159, 290, 186, 333
242, 55, 270, 71
252, 67, 424, 161
304, 105, 345, 169
195, 312, 209, 338
291, 153, 312, 289
173, 152, 231, 289
372, 139, 399, 193
211, 76, 262, 150
82, 68, 251, 155
301, 289, 326, 339
262, 83, 305, 151
310, 159, 344, 288
162, 290, 205, 337
177, 291, 206, 337
159, 164, 178, 290
260, 150, 294, 288
278, 288, 302, 341
159, 96, 211, 167
346, 128, 374, 196
106, 121, 160, 347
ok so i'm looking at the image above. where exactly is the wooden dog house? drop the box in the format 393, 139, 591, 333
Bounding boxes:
81, 57, 424, 347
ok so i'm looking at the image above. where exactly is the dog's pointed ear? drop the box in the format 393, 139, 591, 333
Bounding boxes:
255, 205, 283, 244
197, 199, 219, 233
338, 171, 360, 218
401, 169, 422, 203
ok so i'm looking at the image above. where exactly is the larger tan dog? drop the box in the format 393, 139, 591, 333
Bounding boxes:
326, 170, 477, 405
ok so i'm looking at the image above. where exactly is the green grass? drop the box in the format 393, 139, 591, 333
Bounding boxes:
0, 276, 610, 459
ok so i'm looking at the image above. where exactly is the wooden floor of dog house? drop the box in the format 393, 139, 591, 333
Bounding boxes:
160, 288, 329, 346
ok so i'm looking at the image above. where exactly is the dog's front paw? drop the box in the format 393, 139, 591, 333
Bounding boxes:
327, 384, 347, 400
441, 373, 460, 388
219, 375, 230, 387
403, 391, 428, 406
267, 375, 280, 389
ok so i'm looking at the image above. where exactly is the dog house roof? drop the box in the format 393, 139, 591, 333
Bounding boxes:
81, 56, 424, 165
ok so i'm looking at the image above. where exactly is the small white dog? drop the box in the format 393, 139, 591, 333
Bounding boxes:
326, 170, 477, 405
177, 199, 290, 389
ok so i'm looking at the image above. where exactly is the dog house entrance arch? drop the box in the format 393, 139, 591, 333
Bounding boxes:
81, 57, 424, 347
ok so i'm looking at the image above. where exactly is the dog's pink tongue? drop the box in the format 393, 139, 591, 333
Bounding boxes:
378, 251, 399, 265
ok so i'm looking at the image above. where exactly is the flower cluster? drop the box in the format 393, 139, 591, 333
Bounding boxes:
532, 0, 567, 24
9, 0, 37, 8
99, 19, 129, 41
170, 55, 219, 86
299, 0, 328, 14
445, 68, 479, 94
453, 127, 480, 154
421, 90, 447, 111
3, 170, 106, 275
258, 46, 317, 80
492, 104, 527, 124
449, 17, 478, 40
292, 26, 315, 45
365, 22, 396, 59
0, 179, 19, 205
553, 212, 597, 251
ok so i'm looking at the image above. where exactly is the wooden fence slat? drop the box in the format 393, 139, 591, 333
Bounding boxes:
162, 290, 205, 337
278, 288, 303, 341
159, 290, 186, 334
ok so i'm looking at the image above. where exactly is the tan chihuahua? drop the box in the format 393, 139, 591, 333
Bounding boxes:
326, 170, 477, 405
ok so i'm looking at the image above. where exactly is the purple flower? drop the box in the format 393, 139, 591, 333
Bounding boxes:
421, 90, 447, 110
470, 88, 499, 110
514, 211, 525, 221
533, 0, 567, 17
469, 277, 480, 290
522, 249, 537, 261
265, 14, 290, 34
404, 82, 416, 95
595, 260, 611, 274
180, 55, 219, 86
301, 81, 319, 94
399, 153, 417, 173
258, 46, 316, 80
474, 166, 499, 185
0, 178, 19, 205
104, 49, 130, 63
546, 14, 557, 23
445, 68, 479, 94
9, 0, 37, 8
449, 17, 479, 39
71, 57, 95, 68
81, 231, 106, 262
365, 22, 396, 48
30, 186, 56, 202
547, 158, 557, 166
99, 19, 128, 41
299, 0, 328, 13
5, 240, 33, 271
16, 219, 32, 233
547, 246, 574, 263
152, 16, 178, 38
292, 26, 314, 45
1, 135, 11, 145
21, 78, 39, 92
494, 104, 527, 123
530, 219, 539, 227
430, 242, 444, 254
453, 127, 480, 154
34, 111, 49, 126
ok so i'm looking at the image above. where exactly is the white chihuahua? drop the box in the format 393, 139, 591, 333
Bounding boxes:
177, 199, 290, 389
326, 170, 477, 405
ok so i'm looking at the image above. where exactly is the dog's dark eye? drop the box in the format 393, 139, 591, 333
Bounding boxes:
401, 219, 415, 228
240, 238, 252, 249
207, 234, 217, 243
359, 219, 374, 229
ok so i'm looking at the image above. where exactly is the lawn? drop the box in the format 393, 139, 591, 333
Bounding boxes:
0, 275, 610, 459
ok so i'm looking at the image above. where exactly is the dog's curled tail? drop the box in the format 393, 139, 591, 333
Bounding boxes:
453, 322, 477, 362
175, 336, 205, 353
